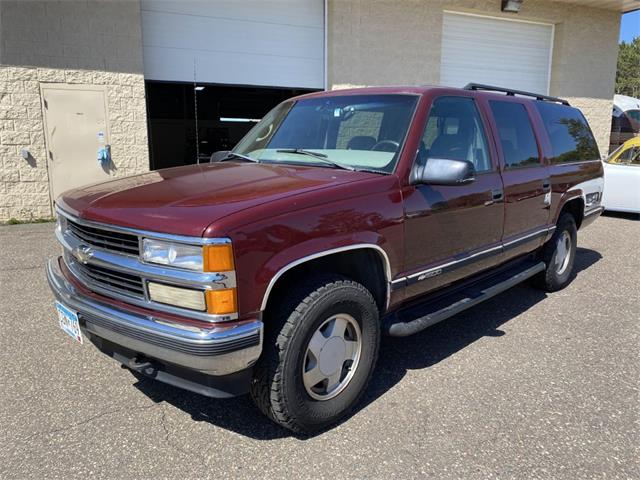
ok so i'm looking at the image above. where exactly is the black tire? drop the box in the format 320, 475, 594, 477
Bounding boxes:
533, 213, 578, 292
250, 274, 380, 434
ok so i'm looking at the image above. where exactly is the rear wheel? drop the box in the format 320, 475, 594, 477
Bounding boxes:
534, 213, 577, 292
250, 275, 380, 434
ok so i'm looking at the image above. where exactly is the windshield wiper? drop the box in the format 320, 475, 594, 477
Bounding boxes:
219, 152, 260, 163
276, 148, 355, 171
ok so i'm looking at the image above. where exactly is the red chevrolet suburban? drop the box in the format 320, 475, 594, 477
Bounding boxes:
47, 84, 604, 433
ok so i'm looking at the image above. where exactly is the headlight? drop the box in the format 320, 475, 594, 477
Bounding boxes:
141, 239, 235, 272
142, 239, 204, 271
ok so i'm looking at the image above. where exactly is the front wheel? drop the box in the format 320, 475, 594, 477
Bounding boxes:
534, 213, 578, 292
250, 275, 380, 434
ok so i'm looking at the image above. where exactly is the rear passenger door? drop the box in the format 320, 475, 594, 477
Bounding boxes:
483, 98, 551, 259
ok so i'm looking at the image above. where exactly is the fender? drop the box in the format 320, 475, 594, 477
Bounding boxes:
554, 176, 604, 225
258, 235, 393, 312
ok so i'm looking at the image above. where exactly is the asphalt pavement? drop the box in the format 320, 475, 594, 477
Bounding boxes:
0, 214, 638, 479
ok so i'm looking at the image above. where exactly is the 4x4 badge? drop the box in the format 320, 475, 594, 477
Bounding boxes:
73, 245, 94, 264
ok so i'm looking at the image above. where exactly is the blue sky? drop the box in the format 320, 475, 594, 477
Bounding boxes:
620, 10, 639, 42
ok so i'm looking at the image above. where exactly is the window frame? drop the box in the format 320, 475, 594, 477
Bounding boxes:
413, 94, 497, 176
487, 98, 544, 171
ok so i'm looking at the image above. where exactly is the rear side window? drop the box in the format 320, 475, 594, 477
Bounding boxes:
489, 101, 540, 169
536, 103, 600, 163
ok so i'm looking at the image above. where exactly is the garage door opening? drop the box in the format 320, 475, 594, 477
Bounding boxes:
146, 82, 318, 170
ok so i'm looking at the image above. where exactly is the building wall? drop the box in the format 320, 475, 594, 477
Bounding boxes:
327, 0, 620, 155
0, 0, 149, 222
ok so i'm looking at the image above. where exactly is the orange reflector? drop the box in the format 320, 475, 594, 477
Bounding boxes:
203, 244, 234, 272
206, 288, 237, 315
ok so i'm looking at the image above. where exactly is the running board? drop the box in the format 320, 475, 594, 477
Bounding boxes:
385, 261, 546, 337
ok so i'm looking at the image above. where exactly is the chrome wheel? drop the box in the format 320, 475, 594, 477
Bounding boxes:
302, 314, 362, 401
554, 231, 572, 275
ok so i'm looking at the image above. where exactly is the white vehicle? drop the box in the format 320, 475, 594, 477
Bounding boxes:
602, 138, 640, 214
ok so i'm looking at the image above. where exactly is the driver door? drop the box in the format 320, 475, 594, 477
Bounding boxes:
402, 95, 505, 300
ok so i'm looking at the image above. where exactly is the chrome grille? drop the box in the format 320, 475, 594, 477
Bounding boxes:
67, 218, 140, 256
67, 254, 145, 298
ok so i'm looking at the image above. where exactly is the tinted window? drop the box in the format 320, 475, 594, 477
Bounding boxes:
489, 101, 540, 169
419, 97, 492, 172
536, 102, 600, 163
627, 110, 640, 123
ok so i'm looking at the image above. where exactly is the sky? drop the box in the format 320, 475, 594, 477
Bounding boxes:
620, 10, 639, 43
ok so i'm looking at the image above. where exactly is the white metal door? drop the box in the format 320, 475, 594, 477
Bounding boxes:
141, 0, 325, 89
41, 84, 111, 202
441, 12, 554, 94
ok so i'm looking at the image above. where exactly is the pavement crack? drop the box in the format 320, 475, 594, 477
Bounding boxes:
0, 265, 44, 272
159, 407, 208, 462
20, 404, 157, 442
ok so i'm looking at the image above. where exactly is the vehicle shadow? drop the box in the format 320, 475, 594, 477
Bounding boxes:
131, 247, 602, 440
602, 211, 639, 221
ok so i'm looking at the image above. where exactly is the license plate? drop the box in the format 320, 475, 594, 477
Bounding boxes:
55, 301, 83, 344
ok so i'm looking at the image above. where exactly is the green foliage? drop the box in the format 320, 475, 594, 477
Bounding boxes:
616, 37, 640, 98
2, 217, 55, 226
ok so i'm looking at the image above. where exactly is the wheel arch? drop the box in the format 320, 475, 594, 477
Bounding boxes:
260, 244, 392, 314
558, 195, 585, 229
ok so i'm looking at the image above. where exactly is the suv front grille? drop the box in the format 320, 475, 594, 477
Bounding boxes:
67, 218, 140, 256
66, 253, 145, 298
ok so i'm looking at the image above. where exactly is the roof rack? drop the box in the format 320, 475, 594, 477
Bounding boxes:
463, 83, 570, 106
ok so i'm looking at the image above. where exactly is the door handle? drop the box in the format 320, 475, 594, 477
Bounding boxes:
485, 188, 503, 206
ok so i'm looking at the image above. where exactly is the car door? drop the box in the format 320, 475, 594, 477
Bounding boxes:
603, 145, 640, 212
482, 97, 551, 260
402, 95, 505, 300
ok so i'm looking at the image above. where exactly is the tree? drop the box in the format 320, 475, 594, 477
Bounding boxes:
616, 37, 640, 98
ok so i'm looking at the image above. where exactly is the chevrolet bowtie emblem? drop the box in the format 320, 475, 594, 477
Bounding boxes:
73, 245, 94, 264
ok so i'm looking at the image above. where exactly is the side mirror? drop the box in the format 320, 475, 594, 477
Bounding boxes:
210, 150, 230, 163
411, 157, 476, 186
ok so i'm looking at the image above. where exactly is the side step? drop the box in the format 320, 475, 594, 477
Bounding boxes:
384, 260, 545, 337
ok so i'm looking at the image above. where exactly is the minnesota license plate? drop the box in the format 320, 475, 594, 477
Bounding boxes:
55, 301, 83, 344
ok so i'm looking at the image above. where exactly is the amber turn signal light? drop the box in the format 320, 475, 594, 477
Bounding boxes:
206, 288, 237, 315
203, 244, 234, 272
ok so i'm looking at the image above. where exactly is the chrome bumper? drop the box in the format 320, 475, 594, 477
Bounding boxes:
46, 257, 263, 376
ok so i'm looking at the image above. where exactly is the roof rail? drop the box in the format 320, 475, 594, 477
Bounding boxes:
463, 83, 570, 106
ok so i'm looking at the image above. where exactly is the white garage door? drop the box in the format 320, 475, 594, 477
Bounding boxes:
441, 12, 553, 94
141, 0, 324, 89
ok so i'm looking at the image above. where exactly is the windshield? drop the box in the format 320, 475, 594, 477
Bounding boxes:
232, 94, 419, 173
626, 109, 640, 124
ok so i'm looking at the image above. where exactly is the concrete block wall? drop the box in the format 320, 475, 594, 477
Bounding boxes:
327, 0, 621, 156
0, 66, 149, 221
0, 0, 149, 222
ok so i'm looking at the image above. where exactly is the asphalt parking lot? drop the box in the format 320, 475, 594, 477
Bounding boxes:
0, 214, 638, 479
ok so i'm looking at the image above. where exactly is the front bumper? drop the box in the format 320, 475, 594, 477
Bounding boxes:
46, 257, 263, 378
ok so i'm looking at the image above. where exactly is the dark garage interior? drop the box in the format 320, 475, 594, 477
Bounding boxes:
145, 82, 317, 170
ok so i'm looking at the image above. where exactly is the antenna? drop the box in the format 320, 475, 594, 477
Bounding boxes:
193, 58, 200, 164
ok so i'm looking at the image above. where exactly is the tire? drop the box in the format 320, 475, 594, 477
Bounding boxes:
250, 274, 380, 434
533, 213, 578, 292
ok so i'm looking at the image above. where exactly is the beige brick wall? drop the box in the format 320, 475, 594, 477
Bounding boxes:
327, 0, 621, 155
0, 0, 148, 223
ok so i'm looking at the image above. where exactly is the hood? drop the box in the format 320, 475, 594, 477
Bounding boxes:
58, 162, 378, 237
